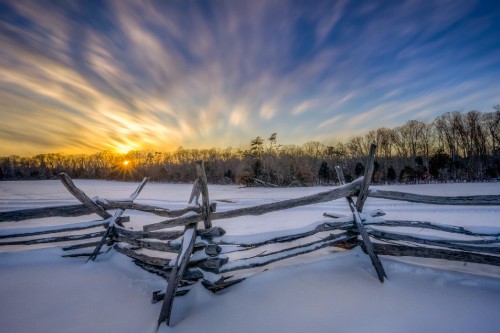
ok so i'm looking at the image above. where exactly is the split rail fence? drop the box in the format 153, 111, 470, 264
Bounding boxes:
1, 145, 500, 327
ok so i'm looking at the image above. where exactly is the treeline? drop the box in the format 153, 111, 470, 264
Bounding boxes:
1, 107, 499, 186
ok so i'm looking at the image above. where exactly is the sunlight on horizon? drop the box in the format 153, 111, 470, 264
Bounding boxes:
111, 142, 141, 155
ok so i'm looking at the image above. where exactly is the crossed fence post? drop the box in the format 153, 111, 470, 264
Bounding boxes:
157, 160, 213, 327
59, 173, 148, 262
335, 144, 387, 282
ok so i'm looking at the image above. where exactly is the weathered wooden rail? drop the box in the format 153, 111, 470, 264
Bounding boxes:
1, 145, 499, 328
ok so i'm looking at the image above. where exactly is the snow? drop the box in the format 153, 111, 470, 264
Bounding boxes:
1, 180, 500, 332
464, 226, 500, 236
179, 228, 195, 260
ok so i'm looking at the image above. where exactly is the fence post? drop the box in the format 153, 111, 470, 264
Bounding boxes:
356, 144, 376, 212
59, 172, 111, 219
196, 160, 212, 229
335, 145, 387, 282
157, 223, 198, 327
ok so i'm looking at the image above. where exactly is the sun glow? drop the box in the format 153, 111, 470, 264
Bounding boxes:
113, 142, 139, 155
123, 160, 130, 166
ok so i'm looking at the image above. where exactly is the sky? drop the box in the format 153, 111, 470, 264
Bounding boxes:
0, 0, 499, 156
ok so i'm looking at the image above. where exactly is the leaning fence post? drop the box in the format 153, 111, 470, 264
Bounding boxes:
196, 160, 212, 229
356, 144, 376, 212
188, 179, 201, 205
59, 172, 111, 219
157, 223, 198, 327
84, 177, 148, 262
335, 145, 387, 282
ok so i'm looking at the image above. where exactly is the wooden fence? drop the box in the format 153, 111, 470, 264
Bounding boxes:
1, 146, 499, 327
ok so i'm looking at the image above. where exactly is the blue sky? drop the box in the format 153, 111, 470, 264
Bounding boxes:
1, 0, 499, 155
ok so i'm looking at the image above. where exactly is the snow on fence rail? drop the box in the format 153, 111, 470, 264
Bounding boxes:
1, 146, 500, 327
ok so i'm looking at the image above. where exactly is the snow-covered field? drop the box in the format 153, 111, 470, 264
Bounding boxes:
1, 180, 500, 333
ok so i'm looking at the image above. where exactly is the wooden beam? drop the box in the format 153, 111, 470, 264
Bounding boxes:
128, 177, 148, 201
196, 161, 212, 229
86, 209, 123, 262
335, 165, 387, 282
356, 143, 376, 212
157, 223, 198, 327
188, 179, 201, 205
0, 220, 109, 239
132, 258, 203, 281
59, 172, 111, 219
113, 235, 179, 253
143, 179, 363, 231
0, 231, 104, 246
368, 190, 500, 206
0, 201, 203, 222
0, 204, 92, 222
62, 241, 100, 251
96, 200, 203, 218
219, 222, 352, 248
376, 220, 500, 237
368, 229, 500, 255
219, 233, 354, 273
113, 244, 171, 266
114, 226, 183, 241
369, 243, 500, 266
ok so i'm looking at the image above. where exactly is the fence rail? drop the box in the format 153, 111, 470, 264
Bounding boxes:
1, 145, 499, 327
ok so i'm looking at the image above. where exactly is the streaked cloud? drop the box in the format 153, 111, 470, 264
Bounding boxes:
0, 0, 499, 156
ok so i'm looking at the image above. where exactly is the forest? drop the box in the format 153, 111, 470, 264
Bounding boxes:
1, 108, 499, 186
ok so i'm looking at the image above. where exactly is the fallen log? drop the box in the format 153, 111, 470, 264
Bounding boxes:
143, 178, 363, 231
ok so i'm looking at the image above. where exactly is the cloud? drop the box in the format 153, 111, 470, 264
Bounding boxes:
317, 115, 343, 129
0, 0, 499, 155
